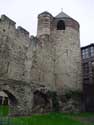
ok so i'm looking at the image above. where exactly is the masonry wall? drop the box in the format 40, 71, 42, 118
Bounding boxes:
0, 15, 37, 116
31, 35, 56, 90
0, 15, 32, 82
37, 12, 53, 37
0, 13, 83, 115
36, 15, 82, 94
51, 27, 82, 93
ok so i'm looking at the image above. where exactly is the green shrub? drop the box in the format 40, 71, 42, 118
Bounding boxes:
64, 90, 82, 100
48, 91, 59, 112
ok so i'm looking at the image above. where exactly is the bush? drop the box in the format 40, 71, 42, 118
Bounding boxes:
48, 91, 59, 112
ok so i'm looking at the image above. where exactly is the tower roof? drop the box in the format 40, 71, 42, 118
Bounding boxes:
38, 11, 52, 17
55, 11, 70, 18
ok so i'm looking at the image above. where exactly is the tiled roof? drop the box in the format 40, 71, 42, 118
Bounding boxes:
55, 11, 70, 18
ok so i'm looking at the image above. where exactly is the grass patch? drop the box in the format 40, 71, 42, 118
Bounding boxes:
11, 113, 87, 125
0, 106, 94, 125
0, 105, 9, 116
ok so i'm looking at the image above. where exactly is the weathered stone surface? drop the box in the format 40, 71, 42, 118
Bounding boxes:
36, 12, 82, 93
0, 11, 82, 116
0, 79, 33, 116
58, 91, 82, 113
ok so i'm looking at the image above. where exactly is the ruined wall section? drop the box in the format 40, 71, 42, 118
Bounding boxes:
24, 36, 38, 82
0, 15, 32, 81
30, 35, 56, 90
0, 33, 9, 78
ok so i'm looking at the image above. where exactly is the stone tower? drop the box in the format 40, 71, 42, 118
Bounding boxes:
36, 11, 82, 94
37, 11, 53, 37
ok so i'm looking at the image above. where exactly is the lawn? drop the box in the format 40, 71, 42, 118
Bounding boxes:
0, 106, 94, 125
0, 105, 9, 116
9, 113, 94, 125
12, 113, 84, 125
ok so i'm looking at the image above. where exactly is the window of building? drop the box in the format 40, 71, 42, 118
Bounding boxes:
84, 78, 89, 84
92, 61, 94, 73
82, 48, 89, 59
90, 46, 94, 57
83, 63, 89, 74
57, 20, 65, 30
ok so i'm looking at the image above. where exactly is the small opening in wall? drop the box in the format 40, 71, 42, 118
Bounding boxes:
3, 29, 6, 32
57, 20, 65, 30
3, 90, 17, 105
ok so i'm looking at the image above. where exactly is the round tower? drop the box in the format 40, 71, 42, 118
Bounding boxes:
50, 11, 82, 93
36, 11, 82, 93
32, 11, 82, 112
37, 11, 53, 37
52, 11, 79, 31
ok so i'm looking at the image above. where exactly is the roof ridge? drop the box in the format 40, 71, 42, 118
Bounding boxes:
55, 11, 70, 18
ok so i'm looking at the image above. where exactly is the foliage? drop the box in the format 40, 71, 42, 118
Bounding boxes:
47, 91, 59, 112
64, 90, 82, 100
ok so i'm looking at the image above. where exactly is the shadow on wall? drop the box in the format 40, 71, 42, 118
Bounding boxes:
32, 90, 52, 113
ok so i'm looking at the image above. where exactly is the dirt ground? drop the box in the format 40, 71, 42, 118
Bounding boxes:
72, 116, 94, 125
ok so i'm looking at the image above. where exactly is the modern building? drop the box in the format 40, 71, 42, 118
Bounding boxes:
81, 44, 94, 111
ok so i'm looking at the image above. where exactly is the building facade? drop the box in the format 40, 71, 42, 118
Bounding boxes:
81, 44, 94, 111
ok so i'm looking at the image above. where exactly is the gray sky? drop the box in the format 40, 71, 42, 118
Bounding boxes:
0, 0, 94, 46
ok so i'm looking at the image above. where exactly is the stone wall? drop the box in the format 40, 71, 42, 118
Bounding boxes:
51, 27, 82, 93
0, 12, 82, 115
0, 14, 82, 92
36, 14, 82, 94
31, 35, 56, 90
37, 12, 53, 37
0, 79, 53, 116
0, 15, 31, 81
0, 79, 33, 116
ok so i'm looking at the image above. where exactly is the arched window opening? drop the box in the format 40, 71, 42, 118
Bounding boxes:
0, 90, 17, 116
0, 91, 8, 105
0, 90, 17, 106
57, 20, 65, 30
3, 90, 17, 106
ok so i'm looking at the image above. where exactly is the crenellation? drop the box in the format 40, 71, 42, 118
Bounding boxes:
0, 15, 31, 43
17, 26, 29, 37
1, 15, 16, 26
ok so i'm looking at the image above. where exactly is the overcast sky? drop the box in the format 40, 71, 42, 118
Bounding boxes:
0, 0, 94, 46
